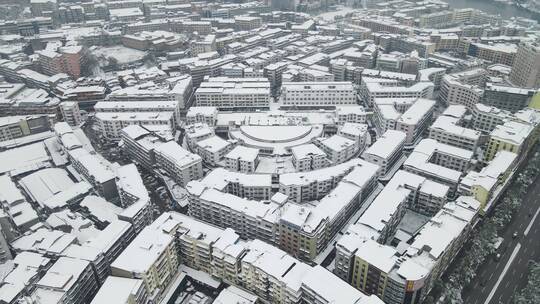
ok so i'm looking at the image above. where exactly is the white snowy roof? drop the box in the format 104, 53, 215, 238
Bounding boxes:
398, 98, 435, 125
196, 135, 231, 153
80, 195, 123, 224
19, 168, 75, 206
197, 167, 271, 190
481, 150, 517, 178
291, 143, 326, 160
154, 141, 202, 168
12, 228, 76, 255
36, 257, 89, 292
116, 164, 149, 202
91, 277, 144, 304
84, 220, 132, 255
354, 239, 398, 273
0, 174, 25, 205
320, 135, 355, 152
490, 120, 533, 145
430, 115, 480, 141
45, 210, 100, 242
198, 187, 280, 221
362, 130, 406, 160
69, 148, 116, 183
0, 142, 50, 175
224, 145, 259, 162
110, 225, 174, 274
186, 106, 218, 117
302, 265, 380, 304
95, 111, 174, 122
404, 139, 472, 182
214, 286, 258, 304
280, 159, 363, 187
339, 122, 368, 137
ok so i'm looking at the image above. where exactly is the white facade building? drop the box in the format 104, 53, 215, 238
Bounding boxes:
195, 77, 270, 109
316, 135, 357, 164
224, 146, 260, 173
186, 106, 218, 126
362, 130, 406, 177
154, 141, 203, 186
338, 123, 368, 152
404, 138, 474, 191
60, 101, 82, 127
360, 77, 434, 105
184, 123, 215, 150
95, 112, 175, 141
280, 82, 356, 106
429, 105, 481, 151
291, 144, 329, 172
196, 135, 235, 166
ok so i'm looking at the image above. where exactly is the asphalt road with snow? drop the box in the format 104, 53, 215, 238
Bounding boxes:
462, 176, 540, 304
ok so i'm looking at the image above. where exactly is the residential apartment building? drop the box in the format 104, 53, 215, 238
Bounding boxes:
186, 106, 218, 126
154, 141, 203, 186
235, 16, 262, 31
198, 168, 272, 200
184, 123, 215, 150
60, 101, 82, 127
110, 223, 179, 303
316, 134, 357, 164
336, 106, 368, 124
116, 164, 153, 233
91, 277, 150, 304
186, 184, 280, 245
395, 98, 436, 145
279, 159, 364, 203
439, 68, 486, 110
107, 75, 193, 110
343, 197, 479, 304
510, 42, 540, 88
429, 105, 481, 151
84, 220, 135, 269
120, 125, 173, 171
32, 257, 99, 304
195, 135, 235, 166
0, 115, 51, 142
280, 82, 356, 106
68, 148, 118, 200
278, 162, 379, 260
482, 83, 535, 113
291, 144, 329, 172
360, 78, 434, 106
37, 46, 86, 79
338, 123, 368, 151
484, 120, 534, 161
372, 97, 435, 145
94, 100, 181, 127
471, 42, 517, 66
188, 159, 379, 261
100, 212, 385, 304
460, 151, 518, 211
362, 130, 406, 177
190, 34, 217, 55
95, 112, 175, 141
471, 103, 512, 133
404, 139, 474, 192
224, 146, 260, 173
195, 77, 270, 109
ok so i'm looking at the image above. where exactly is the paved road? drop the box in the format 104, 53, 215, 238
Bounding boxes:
462, 175, 540, 304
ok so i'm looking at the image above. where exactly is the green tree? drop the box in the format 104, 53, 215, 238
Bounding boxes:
513, 262, 540, 304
